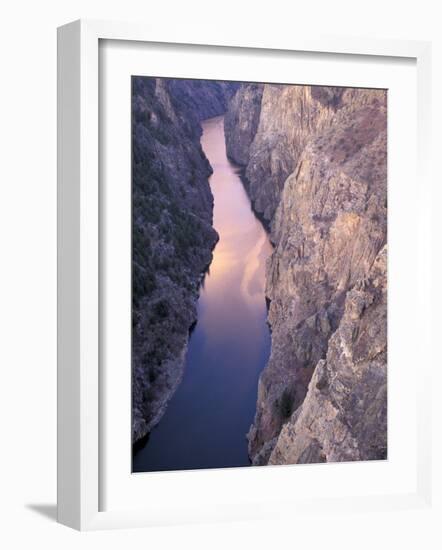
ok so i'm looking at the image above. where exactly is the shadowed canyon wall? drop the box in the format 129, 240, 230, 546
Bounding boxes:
224, 84, 387, 464
132, 78, 238, 442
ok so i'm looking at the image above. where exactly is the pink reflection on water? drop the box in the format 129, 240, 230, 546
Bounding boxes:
133, 115, 274, 472
198, 116, 273, 353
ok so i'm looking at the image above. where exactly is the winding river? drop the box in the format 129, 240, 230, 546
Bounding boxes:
133, 116, 273, 472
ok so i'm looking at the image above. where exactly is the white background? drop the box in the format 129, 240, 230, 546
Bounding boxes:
0, 0, 441, 548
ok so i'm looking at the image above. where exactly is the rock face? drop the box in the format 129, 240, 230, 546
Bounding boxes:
225, 84, 342, 224
224, 83, 264, 166
132, 77, 237, 443
225, 84, 387, 464
269, 246, 387, 464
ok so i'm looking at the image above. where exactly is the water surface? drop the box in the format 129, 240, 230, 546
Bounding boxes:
133, 116, 272, 472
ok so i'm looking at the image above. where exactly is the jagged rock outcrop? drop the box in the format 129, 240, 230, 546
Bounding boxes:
225, 84, 343, 223
225, 85, 387, 464
224, 83, 264, 166
269, 246, 387, 464
132, 77, 236, 443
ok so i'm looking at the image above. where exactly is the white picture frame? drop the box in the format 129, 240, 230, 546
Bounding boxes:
57, 19, 432, 531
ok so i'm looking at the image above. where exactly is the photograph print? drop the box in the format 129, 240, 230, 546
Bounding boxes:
131, 77, 387, 472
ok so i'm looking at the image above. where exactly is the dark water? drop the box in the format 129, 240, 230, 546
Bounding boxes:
133, 116, 273, 472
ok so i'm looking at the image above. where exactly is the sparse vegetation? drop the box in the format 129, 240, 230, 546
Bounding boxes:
278, 388, 295, 419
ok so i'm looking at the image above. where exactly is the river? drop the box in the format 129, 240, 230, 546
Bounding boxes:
133, 115, 273, 472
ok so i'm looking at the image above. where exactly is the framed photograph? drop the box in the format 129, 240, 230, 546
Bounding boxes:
57, 19, 432, 530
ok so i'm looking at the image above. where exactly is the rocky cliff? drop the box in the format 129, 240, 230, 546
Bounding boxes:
224, 83, 264, 166
269, 245, 387, 464
225, 84, 343, 224
132, 77, 237, 443
225, 84, 387, 464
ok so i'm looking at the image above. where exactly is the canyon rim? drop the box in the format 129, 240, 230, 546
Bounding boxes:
131, 76, 387, 472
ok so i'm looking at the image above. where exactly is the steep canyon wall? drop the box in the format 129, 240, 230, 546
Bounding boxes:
132, 77, 238, 443
224, 84, 387, 464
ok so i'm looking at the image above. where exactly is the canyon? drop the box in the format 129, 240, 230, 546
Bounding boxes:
132, 77, 387, 468
133, 116, 272, 471
132, 78, 238, 443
